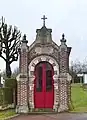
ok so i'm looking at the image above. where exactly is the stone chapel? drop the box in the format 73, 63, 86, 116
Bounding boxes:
16, 15, 72, 113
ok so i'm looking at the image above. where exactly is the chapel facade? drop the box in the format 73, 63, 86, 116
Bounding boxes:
16, 16, 72, 113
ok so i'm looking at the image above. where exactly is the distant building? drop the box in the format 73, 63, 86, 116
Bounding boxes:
77, 72, 87, 84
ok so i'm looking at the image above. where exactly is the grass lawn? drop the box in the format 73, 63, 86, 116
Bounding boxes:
0, 109, 16, 120
71, 83, 87, 112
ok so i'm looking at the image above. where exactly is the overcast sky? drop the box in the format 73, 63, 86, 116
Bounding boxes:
0, 0, 87, 72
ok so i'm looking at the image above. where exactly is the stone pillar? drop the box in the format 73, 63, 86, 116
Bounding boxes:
16, 34, 29, 113
58, 34, 71, 112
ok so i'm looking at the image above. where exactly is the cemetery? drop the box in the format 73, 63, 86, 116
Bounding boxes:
0, 16, 87, 119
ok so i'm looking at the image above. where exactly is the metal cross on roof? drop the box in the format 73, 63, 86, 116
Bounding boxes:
41, 15, 47, 26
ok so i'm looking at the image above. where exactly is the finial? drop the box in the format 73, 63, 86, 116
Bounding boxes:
23, 34, 26, 40
22, 34, 28, 43
62, 33, 65, 40
60, 33, 66, 43
41, 15, 47, 26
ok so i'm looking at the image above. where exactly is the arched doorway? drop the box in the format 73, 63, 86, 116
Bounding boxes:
34, 61, 54, 108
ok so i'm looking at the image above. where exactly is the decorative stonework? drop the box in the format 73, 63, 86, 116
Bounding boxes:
29, 44, 59, 64
35, 46, 53, 54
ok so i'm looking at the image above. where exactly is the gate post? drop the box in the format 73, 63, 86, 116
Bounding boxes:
16, 34, 29, 113
58, 34, 71, 112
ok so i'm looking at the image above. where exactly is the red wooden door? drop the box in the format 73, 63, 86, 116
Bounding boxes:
34, 62, 54, 108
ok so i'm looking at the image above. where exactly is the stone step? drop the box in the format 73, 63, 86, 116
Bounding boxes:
27, 111, 57, 115
33, 108, 53, 112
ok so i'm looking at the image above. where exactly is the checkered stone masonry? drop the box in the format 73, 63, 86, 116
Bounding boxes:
17, 81, 28, 106
16, 37, 29, 113
20, 49, 28, 74
67, 81, 72, 110
58, 42, 69, 112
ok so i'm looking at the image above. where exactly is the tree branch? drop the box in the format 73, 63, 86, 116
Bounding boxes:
0, 54, 7, 62
9, 51, 18, 64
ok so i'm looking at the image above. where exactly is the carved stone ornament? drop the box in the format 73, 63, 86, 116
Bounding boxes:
35, 46, 53, 54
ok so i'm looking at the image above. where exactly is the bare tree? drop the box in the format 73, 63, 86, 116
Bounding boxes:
12, 67, 19, 78
71, 60, 82, 74
0, 17, 21, 78
70, 59, 87, 83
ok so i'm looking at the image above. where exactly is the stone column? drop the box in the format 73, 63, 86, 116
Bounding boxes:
16, 34, 29, 113
58, 34, 71, 112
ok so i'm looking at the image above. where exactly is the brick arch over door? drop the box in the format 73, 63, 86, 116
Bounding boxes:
28, 55, 59, 110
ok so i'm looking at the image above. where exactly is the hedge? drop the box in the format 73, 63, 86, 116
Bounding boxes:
5, 78, 17, 106
5, 78, 17, 105
5, 78, 17, 89
0, 88, 13, 106
0, 78, 17, 107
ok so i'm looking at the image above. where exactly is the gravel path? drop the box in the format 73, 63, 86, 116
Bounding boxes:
10, 113, 87, 120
